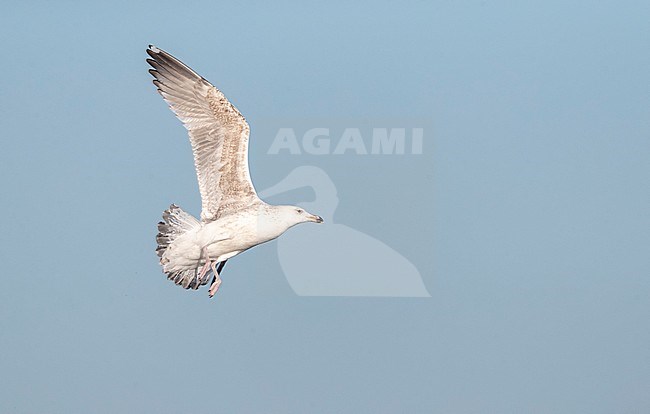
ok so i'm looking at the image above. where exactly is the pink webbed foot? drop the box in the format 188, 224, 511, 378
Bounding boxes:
208, 277, 222, 298
208, 261, 222, 298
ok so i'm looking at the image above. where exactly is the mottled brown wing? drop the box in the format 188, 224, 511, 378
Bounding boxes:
146, 45, 258, 222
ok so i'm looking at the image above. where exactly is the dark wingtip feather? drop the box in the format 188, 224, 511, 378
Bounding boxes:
146, 47, 159, 60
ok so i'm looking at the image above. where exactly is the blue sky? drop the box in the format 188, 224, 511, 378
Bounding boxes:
1, 1, 649, 413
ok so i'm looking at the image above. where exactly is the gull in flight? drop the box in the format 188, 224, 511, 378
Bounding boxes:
146, 45, 323, 297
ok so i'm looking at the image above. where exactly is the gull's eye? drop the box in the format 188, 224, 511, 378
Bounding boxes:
296, 208, 304, 214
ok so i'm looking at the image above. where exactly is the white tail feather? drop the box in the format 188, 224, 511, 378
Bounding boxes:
156, 204, 206, 289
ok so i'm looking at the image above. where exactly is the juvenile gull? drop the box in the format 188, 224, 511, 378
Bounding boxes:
146, 45, 323, 297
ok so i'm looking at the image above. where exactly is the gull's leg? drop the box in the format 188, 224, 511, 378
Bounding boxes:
208, 263, 221, 298
197, 247, 212, 283
208, 260, 228, 298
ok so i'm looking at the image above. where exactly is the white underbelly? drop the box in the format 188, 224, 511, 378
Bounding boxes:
163, 215, 274, 273
162, 234, 240, 273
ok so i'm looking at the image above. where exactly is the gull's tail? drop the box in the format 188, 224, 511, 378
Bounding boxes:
156, 204, 205, 289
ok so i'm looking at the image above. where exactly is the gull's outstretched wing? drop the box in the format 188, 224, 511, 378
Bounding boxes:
146, 45, 258, 222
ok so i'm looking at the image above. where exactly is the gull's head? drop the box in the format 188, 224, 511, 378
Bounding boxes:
275, 205, 324, 226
